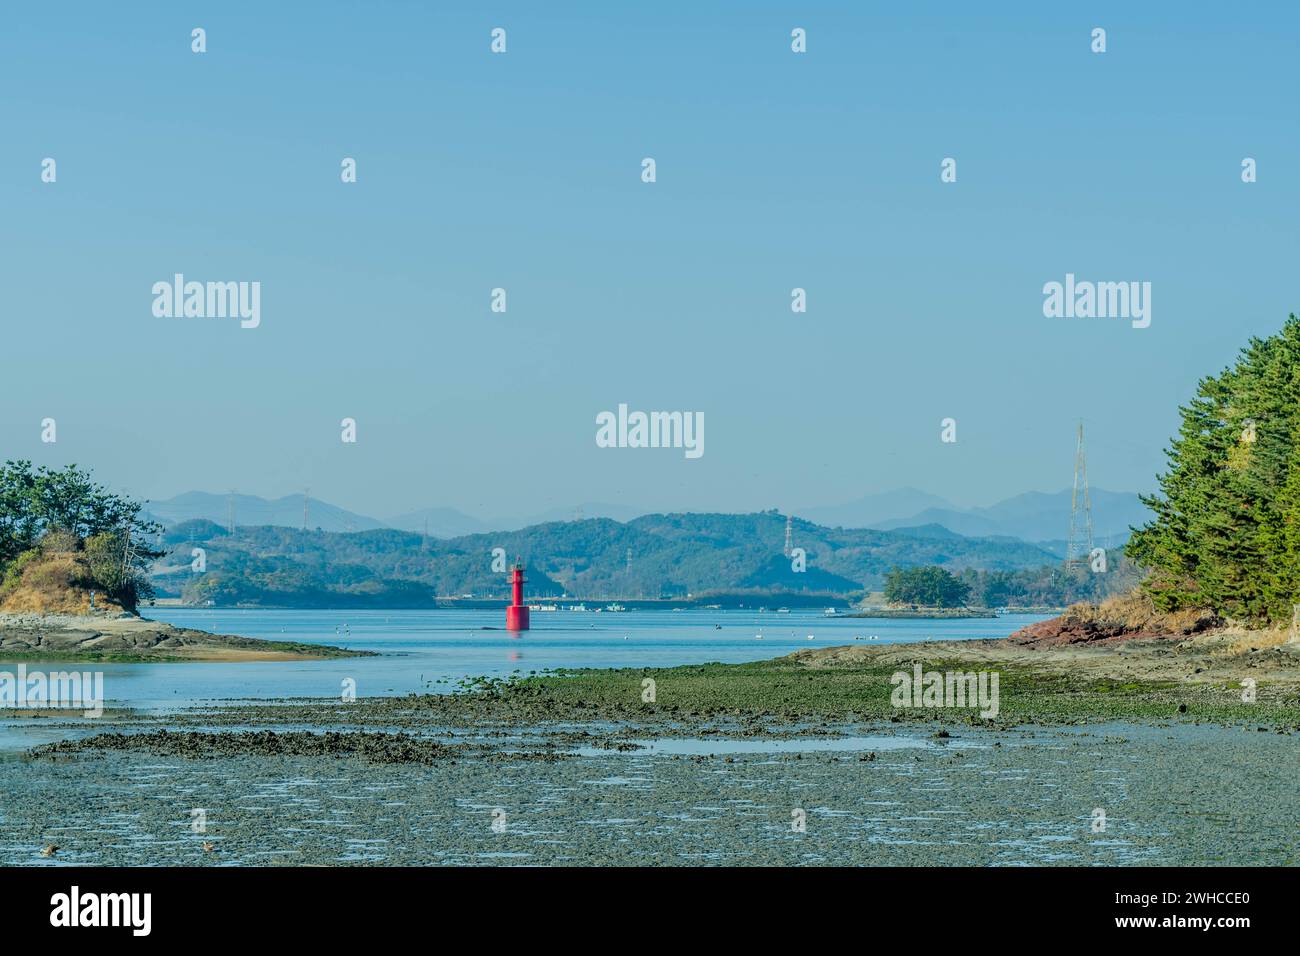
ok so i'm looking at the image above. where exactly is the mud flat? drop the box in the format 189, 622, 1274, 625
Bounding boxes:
0, 612, 370, 662
7, 634, 1298, 865
113, 627, 1297, 732
8, 721, 1297, 866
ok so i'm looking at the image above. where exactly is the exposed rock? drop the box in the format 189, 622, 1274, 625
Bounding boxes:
0, 612, 370, 661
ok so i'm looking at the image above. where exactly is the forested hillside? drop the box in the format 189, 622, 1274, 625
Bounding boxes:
152, 510, 1092, 607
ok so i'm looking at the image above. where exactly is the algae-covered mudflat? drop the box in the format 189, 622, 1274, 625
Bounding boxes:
5, 636, 1298, 866
88, 633, 1299, 731
5, 721, 1297, 866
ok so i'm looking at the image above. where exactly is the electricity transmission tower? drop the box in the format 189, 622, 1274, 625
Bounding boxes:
1066, 421, 1094, 568
784, 514, 793, 557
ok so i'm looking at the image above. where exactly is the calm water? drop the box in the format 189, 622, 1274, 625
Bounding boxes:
4, 608, 1050, 716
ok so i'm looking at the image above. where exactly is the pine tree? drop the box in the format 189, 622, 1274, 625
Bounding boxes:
1127, 315, 1300, 624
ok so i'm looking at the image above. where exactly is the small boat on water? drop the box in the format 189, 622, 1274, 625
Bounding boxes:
605, 603, 626, 612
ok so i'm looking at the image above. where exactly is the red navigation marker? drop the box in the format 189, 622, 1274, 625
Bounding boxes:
506, 563, 529, 631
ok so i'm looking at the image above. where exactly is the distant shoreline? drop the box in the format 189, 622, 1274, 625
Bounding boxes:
148, 601, 1058, 615
842, 607, 999, 619
150, 597, 858, 612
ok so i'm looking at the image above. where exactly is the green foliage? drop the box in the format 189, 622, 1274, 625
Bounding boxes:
179, 544, 436, 608
1127, 315, 1300, 624
0, 461, 40, 568
0, 548, 43, 601
0, 460, 162, 609
959, 553, 1142, 608
883, 565, 970, 607
83, 531, 154, 607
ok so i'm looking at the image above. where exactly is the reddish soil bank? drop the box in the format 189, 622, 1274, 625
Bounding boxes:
1009, 607, 1220, 649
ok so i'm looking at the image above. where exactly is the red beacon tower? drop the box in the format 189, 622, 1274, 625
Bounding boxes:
506, 562, 529, 632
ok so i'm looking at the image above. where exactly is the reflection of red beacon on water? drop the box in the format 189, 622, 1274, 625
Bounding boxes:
506, 562, 529, 632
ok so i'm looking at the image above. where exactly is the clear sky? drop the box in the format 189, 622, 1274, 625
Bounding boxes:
3, 1, 1296, 521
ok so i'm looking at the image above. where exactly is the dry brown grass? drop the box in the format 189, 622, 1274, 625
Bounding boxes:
1058, 589, 1219, 636
0, 551, 126, 615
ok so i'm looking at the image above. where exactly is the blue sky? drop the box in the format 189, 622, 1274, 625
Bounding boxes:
3, 2, 1297, 521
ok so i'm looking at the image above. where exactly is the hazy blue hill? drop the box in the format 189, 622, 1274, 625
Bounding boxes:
874, 488, 1149, 542
149, 491, 386, 533
148, 487, 1148, 547
499, 501, 648, 529
383, 507, 492, 538
978, 489, 1148, 540
152, 493, 648, 539
155, 511, 1062, 606
384, 501, 649, 536
798, 488, 955, 529
875, 508, 1003, 537
879, 523, 966, 540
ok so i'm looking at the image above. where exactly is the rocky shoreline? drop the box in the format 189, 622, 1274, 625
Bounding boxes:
0, 611, 369, 662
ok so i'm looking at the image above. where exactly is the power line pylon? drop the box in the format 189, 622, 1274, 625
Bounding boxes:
784, 513, 793, 557
1066, 420, 1094, 568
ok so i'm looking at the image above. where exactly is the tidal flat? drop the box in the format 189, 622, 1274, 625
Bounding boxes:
5, 642, 1299, 866
5, 721, 1297, 866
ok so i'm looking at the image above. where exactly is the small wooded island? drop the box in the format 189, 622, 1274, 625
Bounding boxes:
844, 566, 999, 617
0, 461, 366, 662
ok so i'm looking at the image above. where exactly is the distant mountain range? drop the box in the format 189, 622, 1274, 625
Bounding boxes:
381, 506, 491, 538
145, 491, 387, 534
154, 510, 1072, 607
145, 487, 1151, 545
798, 488, 956, 530
383, 501, 647, 537
867, 489, 1148, 543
